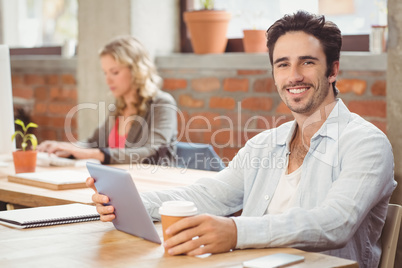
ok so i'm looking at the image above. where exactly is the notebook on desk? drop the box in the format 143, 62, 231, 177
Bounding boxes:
7, 170, 90, 190
0, 203, 100, 229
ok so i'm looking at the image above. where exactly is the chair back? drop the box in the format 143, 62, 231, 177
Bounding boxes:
175, 142, 226, 171
379, 203, 402, 268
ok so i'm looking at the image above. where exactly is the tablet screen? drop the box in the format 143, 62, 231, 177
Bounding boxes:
87, 162, 161, 244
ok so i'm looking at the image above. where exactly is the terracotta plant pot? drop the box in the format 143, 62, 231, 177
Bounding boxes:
242, 29, 268, 53
12, 150, 37, 174
184, 10, 231, 54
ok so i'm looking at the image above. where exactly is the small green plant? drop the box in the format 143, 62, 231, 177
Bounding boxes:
201, 0, 214, 10
11, 119, 38, 151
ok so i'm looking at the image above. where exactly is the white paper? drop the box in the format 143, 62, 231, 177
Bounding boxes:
0, 45, 16, 154
14, 170, 90, 185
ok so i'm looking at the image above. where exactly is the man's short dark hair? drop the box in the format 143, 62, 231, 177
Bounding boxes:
266, 10, 342, 96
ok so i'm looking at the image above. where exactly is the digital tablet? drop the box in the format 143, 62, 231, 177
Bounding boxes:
243, 253, 304, 268
86, 162, 161, 244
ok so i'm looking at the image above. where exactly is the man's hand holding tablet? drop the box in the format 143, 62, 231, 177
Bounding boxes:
86, 163, 161, 244
86, 177, 115, 222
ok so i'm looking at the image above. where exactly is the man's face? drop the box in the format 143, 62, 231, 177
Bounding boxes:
272, 31, 337, 116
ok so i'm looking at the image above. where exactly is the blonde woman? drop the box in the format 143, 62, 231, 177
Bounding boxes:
38, 36, 177, 165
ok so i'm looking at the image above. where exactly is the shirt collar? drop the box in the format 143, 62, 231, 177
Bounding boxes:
275, 98, 351, 147
312, 98, 351, 141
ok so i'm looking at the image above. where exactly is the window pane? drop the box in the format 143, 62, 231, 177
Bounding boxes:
209, 0, 387, 38
322, 0, 387, 35
1, 0, 78, 48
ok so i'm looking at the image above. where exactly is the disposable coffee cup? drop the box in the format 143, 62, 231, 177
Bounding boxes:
159, 201, 198, 245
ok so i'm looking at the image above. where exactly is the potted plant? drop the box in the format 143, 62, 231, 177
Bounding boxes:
243, 29, 267, 53
242, 11, 268, 53
11, 119, 38, 174
183, 0, 231, 54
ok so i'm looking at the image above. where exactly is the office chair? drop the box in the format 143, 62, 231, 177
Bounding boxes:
175, 142, 226, 172
379, 203, 402, 268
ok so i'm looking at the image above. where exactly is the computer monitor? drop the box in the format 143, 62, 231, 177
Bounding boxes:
0, 45, 16, 154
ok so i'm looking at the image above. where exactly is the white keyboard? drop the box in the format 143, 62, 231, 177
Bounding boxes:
36, 153, 100, 167
0, 161, 9, 167
37, 152, 77, 167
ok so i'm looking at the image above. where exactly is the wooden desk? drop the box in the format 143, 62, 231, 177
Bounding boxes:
0, 220, 358, 267
0, 158, 358, 267
0, 163, 217, 208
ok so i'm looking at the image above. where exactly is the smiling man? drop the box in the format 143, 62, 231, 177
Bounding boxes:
87, 11, 396, 268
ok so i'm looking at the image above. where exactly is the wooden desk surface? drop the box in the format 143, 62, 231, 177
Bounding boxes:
0, 158, 358, 267
0, 162, 217, 208
0, 220, 358, 268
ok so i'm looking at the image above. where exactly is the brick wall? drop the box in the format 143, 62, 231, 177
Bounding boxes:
336, 70, 387, 132
10, 57, 386, 163
159, 67, 387, 163
11, 69, 78, 144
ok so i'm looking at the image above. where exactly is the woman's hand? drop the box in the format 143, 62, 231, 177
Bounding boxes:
37, 140, 72, 158
37, 141, 105, 162
86, 177, 116, 222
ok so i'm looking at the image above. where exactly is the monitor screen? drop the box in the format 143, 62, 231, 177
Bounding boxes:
0, 45, 16, 154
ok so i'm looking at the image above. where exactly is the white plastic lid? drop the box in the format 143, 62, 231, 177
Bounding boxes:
158, 201, 198, 217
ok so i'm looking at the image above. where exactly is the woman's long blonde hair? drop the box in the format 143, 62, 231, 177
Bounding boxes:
99, 36, 162, 116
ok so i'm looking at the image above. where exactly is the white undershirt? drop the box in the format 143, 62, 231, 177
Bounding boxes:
266, 165, 302, 214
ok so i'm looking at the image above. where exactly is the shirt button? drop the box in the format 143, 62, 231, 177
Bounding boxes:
264, 195, 270, 200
